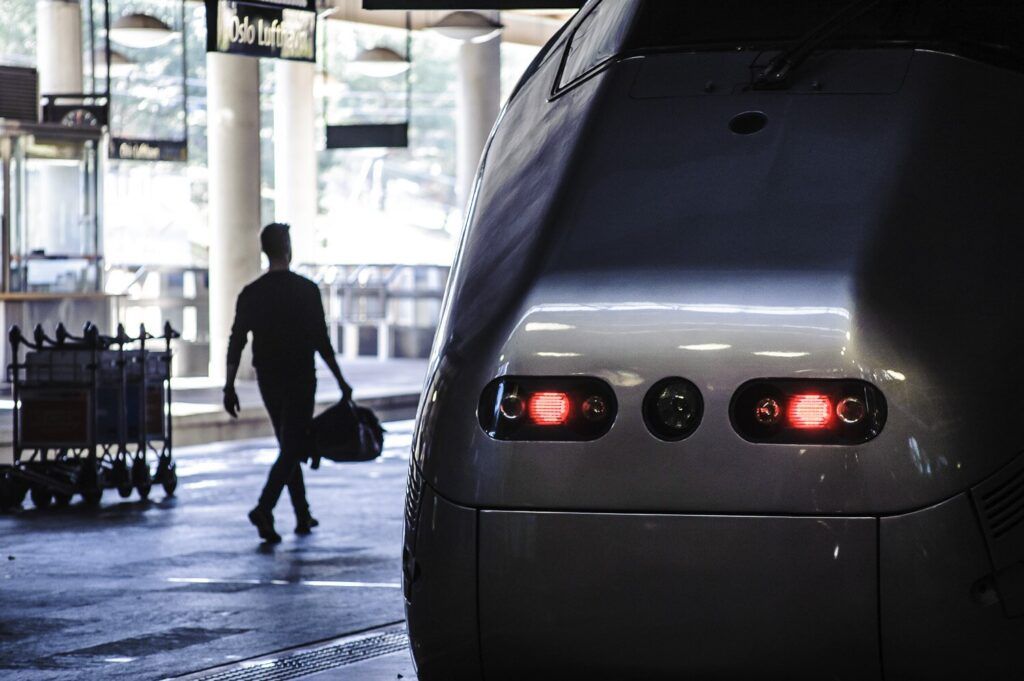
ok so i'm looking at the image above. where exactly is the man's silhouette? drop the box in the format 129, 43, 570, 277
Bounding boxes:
224, 223, 352, 543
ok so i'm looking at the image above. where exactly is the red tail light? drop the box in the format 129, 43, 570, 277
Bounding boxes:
529, 392, 571, 426
788, 394, 832, 429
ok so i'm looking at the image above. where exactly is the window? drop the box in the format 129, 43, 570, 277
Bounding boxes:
556, 0, 637, 92
0, 0, 36, 68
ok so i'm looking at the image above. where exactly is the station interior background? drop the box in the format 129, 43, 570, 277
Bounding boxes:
0, 4, 574, 679
0, 1, 569, 376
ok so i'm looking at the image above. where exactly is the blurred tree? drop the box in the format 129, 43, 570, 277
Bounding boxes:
0, 0, 37, 67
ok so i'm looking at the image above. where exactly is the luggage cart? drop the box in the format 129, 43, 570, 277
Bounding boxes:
0, 321, 180, 510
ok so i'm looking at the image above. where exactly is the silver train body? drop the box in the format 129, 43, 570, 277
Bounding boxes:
404, 1, 1024, 678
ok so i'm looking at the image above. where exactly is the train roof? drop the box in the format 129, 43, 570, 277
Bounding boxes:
625, 1, 1024, 72
525, 1, 1024, 79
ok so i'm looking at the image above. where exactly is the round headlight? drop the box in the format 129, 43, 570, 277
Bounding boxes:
582, 395, 610, 422
836, 396, 867, 425
499, 394, 525, 420
643, 378, 704, 441
755, 397, 782, 425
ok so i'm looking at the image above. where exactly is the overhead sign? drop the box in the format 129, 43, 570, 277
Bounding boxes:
326, 123, 409, 150
110, 138, 188, 162
206, 0, 316, 62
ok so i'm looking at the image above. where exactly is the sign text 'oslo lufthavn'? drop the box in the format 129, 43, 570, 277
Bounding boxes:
206, 0, 316, 62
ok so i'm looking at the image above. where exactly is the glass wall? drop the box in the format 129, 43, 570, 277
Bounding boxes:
3, 132, 103, 293
315, 21, 458, 266
314, 20, 539, 267
3, 4, 543, 273
0, 0, 36, 68
101, 0, 203, 271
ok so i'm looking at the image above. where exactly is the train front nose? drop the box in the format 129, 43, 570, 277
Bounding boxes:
476, 512, 881, 680
406, 274, 1024, 680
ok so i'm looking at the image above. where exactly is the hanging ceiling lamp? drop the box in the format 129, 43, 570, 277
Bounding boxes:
349, 47, 410, 78
94, 48, 138, 78
427, 11, 503, 43
109, 13, 176, 49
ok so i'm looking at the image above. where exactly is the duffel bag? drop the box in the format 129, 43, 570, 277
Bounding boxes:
309, 400, 385, 468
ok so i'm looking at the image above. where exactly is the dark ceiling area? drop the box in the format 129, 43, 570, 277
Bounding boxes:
363, 1, 583, 8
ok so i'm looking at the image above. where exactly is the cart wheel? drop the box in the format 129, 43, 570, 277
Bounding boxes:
78, 463, 104, 507
0, 472, 25, 511
53, 492, 72, 507
0, 473, 16, 511
13, 479, 28, 506
113, 459, 132, 498
30, 485, 53, 510
161, 465, 178, 497
133, 457, 152, 501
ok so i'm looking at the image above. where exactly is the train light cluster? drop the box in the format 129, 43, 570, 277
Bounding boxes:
480, 377, 617, 441
481, 376, 885, 445
732, 379, 886, 444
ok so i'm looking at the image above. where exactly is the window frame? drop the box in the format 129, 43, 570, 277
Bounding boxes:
550, 0, 638, 99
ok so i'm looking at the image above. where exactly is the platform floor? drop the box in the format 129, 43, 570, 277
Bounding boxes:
0, 422, 420, 680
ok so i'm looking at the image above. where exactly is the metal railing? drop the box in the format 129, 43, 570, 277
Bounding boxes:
302, 264, 448, 360
106, 264, 449, 375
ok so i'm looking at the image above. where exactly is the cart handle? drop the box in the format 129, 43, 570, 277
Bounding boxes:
8, 325, 37, 351
50, 322, 106, 349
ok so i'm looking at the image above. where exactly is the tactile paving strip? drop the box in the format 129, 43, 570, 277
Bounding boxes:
185, 627, 409, 681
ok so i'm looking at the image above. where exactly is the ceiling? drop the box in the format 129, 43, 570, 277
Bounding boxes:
324, 1, 576, 46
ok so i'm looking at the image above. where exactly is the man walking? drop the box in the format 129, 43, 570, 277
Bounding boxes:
223, 223, 352, 543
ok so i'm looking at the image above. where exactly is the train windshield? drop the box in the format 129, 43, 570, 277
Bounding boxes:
626, 1, 1024, 73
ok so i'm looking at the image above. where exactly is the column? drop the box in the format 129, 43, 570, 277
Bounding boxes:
273, 59, 318, 265
455, 21, 501, 217
35, 0, 84, 258
36, 0, 83, 97
207, 52, 261, 379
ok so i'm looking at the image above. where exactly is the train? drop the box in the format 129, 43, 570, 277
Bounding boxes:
404, 1, 1024, 678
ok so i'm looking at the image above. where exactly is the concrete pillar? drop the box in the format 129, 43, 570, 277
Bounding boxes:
343, 324, 360, 360
273, 59, 318, 265
207, 53, 261, 379
455, 23, 501, 216
35, 0, 84, 257
36, 0, 83, 96
377, 320, 391, 360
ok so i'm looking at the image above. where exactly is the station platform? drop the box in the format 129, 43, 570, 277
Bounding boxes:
0, 422, 421, 680
0, 357, 427, 463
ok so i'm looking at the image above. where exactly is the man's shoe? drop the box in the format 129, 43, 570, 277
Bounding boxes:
248, 507, 282, 543
295, 514, 319, 535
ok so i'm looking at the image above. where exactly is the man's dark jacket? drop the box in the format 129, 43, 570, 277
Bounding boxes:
226, 270, 332, 371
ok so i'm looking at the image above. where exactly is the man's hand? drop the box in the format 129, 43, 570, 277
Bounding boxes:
223, 386, 240, 418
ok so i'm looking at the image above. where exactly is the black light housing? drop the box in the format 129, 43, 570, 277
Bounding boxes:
643, 378, 704, 441
479, 376, 617, 442
731, 378, 887, 445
